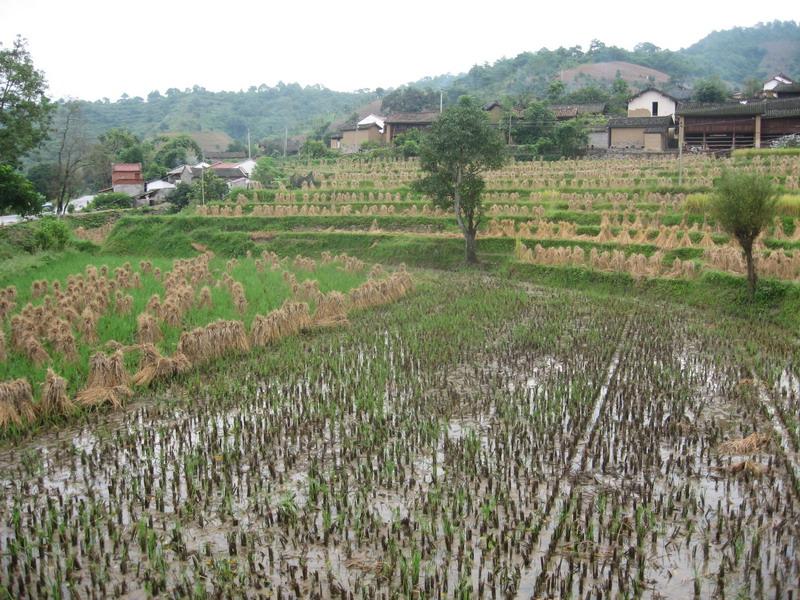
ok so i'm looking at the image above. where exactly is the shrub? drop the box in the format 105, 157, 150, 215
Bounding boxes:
34, 217, 70, 250
90, 192, 133, 211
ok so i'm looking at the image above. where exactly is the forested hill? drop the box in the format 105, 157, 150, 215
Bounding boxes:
440, 21, 800, 100
77, 83, 376, 145
72, 21, 798, 146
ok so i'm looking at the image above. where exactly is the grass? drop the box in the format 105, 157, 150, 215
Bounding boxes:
0, 252, 372, 401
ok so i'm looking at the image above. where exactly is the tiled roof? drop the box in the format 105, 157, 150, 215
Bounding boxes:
550, 103, 605, 117
608, 116, 673, 129
677, 97, 800, 118
112, 163, 142, 172
384, 112, 440, 124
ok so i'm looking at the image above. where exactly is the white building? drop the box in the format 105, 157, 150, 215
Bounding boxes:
627, 88, 679, 119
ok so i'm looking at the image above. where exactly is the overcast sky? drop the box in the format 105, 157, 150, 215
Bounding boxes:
1, 0, 797, 101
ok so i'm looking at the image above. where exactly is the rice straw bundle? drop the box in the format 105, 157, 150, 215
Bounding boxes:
147, 294, 162, 315
251, 301, 311, 347
132, 344, 192, 387
22, 336, 50, 365
137, 312, 162, 344
139, 260, 153, 273
77, 350, 131, 408
40, 369, 74, 416
115, 292, 133, 315
78, 307, 98, 343
0, 330, 5, 362
0, 379, 35, 427
294, 279, 321, 303
85, 350, 129, 389
231, 282, 248, 314
718, 432, 771, 455
177, 320, 250, 364
313, 292, 349, 328
0, 297, 15, 320
31, 279, 48, 299
197, 286, 213, 309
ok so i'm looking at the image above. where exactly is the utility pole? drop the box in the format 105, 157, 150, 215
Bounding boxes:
247, 128, 251, 160
678, 115, 685, 186
283, 126, 288, 158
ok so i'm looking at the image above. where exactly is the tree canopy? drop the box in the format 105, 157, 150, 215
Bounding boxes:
0, 36, 53, 167
711, 171, 778, 298
414, 97, 506, 263
0, 164, 43, 216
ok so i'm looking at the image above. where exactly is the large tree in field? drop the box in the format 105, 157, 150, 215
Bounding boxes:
711, 171, 777, 299
0, 36, 53, 167
414, 97, 505, 264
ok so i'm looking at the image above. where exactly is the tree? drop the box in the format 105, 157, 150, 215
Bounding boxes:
711, 171, 777, 298
251, 157, 284, 187
553, 120, 588, 158
0, 36, 54, 167
0, 164, 43, 216
513, 101, 555, 146
692, 76, 729, 103
49, 102, 91, 215
89, 192, 133, 211
413, 97, 505, 263
193, 169, 227, 203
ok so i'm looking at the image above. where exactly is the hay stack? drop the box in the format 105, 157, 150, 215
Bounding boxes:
197, 286, 213, 309
77, 350, 131, 408
178, 320, 250, 364
132, 344, 192, 387
313, 292, 349, 328
40, 369, 74, 416
251, 302, 311, 347
0, 379, 35, 427
137, 312, 162, 344
22, 336, 50, 365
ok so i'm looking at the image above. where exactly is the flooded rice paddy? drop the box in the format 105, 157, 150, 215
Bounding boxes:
0, 277, 798, 598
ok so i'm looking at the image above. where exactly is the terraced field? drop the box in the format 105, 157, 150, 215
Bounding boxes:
1, 153, 799, 598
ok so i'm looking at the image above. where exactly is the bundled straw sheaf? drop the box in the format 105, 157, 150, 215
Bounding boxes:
132, 344, 192, 387
177, 320, 250, 364
313, 291, 349, 328
251, 301, 311, 347
76, 350, 132, 408
41, 369, 74, 416
137, 312, 162, 344
0, 379, 35, 427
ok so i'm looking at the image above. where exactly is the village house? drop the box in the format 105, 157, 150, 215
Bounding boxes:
763, 73, 794, 97
607, 116, 674, 151
625, 88, 682, 118
549, 103, 606, 120
383, 112, 439, 144
676, 96, 800, 150
111, 163, 144, 196
332, 115, 386, 153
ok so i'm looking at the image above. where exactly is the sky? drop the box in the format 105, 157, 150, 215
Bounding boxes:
1, 0, 797, 101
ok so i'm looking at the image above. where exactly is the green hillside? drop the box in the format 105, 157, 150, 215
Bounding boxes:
70, 21, 799, 146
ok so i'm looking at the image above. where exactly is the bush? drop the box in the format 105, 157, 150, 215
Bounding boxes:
90, 192, 133, 211
34, 217, 70, 250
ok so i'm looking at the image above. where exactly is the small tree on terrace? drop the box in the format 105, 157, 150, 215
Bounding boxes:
413, 97, 505, 264
711, 171, 777, 299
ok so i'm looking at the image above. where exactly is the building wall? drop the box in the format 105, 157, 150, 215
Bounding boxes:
330, 138, 341, 150
340, 127, 385, 153
628, 91, 677, 118
112, 183, 144, 196
610, 128, 646, 148
643, 133, 664, 152
588, 131, 608, 149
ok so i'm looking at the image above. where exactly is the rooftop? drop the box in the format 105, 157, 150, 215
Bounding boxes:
385, 111, 440, 124
677, 97, 800, 118
608, 116, 673, 129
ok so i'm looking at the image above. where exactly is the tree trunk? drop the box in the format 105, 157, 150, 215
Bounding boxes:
743, 242, 757, 299
464, 228, 478, 264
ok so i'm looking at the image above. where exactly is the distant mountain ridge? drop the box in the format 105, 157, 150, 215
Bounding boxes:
73, 21, 799, 145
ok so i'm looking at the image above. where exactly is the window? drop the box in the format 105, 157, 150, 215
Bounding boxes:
652, 101, 659, 116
